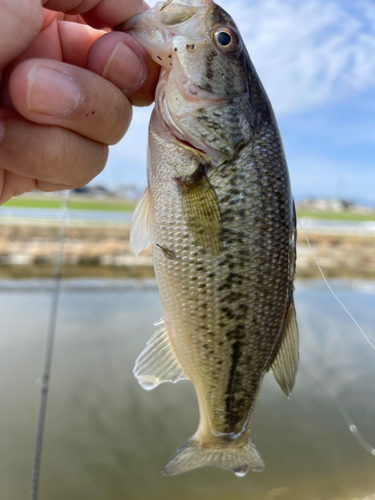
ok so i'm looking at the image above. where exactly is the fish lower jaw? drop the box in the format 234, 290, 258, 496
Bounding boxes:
171, 131, 207, 156
161, 114, 226, 163
157, 83, 206, 156
170, 130, 228, 165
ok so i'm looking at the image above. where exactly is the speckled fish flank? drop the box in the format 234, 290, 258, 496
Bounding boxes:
120, 0, 299, 477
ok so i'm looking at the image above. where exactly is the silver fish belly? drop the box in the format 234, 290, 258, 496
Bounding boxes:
122, 0, 299, 477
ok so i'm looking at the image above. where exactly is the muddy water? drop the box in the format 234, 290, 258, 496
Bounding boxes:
0, 279, 374, 500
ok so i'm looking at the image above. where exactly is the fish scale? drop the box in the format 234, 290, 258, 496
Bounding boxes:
123, 0, 299, 476
150, 116, 293, 435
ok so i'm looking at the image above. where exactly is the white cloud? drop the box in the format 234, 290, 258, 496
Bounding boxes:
224, 0, 375, 114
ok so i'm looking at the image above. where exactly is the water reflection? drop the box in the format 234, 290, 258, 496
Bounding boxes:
0, 279, 374, 500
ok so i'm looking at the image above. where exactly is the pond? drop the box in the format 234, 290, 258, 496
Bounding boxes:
0, 279, 375, 500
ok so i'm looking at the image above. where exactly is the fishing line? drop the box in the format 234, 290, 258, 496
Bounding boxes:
30, 190, 70, 500
326, 387, 375, 456
302, 361, 375, 456
298, 219, 375, 456
298, 220, 375, 351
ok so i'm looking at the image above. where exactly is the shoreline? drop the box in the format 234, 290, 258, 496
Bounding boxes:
1, 264, 374, 280
0, 222, 374, 280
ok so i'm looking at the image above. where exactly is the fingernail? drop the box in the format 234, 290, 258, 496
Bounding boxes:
27, 66, 80, 116
102, 41, 145, 92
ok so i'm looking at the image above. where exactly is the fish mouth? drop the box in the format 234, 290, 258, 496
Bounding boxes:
114, 0, 212, 67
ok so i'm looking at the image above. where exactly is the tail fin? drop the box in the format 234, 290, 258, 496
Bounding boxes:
162, 435, 264, 477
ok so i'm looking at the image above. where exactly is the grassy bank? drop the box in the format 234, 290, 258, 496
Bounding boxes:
3, 197, 136, 212
297, 210, 375, 222
2, 195, 375, 221
0, 264, 155, 280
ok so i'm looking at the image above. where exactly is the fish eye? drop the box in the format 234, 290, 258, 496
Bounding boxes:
213, 27, 238, 52
218, 32, 231, 46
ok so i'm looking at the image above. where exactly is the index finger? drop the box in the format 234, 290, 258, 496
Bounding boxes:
42, 0, 145, 28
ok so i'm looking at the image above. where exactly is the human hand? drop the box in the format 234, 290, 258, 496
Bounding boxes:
0, 0, 159, 204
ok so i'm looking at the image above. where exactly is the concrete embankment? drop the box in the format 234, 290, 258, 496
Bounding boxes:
0, 220, 374, 279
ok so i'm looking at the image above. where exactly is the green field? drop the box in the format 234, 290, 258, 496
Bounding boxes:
296, 210, 375, 222
3, 197, 136, 212
2, 197, 375, 221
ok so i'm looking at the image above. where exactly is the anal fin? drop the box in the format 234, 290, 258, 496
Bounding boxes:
271, 301, 299, 397
133, 318, 188, 390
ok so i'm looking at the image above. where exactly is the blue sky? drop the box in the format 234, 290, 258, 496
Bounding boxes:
92, 0, 375, 205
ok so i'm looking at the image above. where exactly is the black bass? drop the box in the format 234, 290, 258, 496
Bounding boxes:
119, 0, 298, 477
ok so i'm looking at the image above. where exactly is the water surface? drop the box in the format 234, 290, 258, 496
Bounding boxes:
0, 279, 375, 500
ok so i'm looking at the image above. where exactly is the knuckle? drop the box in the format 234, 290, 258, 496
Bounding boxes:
39, 127, 68, 181
71, 141, 108, 188
105, 93, 132, 145
91, 84, 130, 142
40, 126, 108, 187
89, 143, 108, 177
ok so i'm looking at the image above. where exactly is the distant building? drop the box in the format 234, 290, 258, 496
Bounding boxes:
296, 198, 374, 214
114, 185, 143, 200
297, 198, 353, 212
71, 185, 114, 198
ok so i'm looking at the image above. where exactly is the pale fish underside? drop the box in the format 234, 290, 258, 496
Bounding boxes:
119, 0, 299, 477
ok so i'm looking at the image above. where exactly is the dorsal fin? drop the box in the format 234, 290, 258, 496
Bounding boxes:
271, 302, 299, 397
133, 318, 188, 390
130, 185, 152, 257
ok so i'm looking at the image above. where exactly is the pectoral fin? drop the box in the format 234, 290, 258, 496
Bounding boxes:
133, 318, 188, 390
130, 185, 152, 257
177, 167, 221, 254
271, 302, 299, 397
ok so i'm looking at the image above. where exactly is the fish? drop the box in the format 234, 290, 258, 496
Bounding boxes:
118, 0, 298, 477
